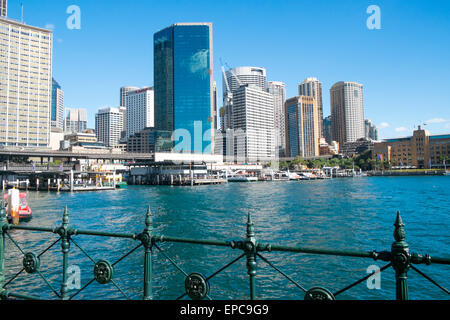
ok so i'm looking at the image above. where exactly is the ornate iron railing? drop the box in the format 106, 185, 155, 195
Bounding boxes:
0, 202, 449, 300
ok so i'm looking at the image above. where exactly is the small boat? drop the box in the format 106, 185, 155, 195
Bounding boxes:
115, 181, 128, 188
228, 175, 259, 182
3, 191, 33, 224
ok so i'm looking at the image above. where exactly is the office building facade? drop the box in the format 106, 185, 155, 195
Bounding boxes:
119, 86, 139, 136
223, 66, 267, 130
95, 107, 124, 147
365, 119, 379, 141
154, 23, 214, 154
330, 81, 365, 146
232, 85, 275, 162
0, 17, 53, 147
1, 0, 6, 17
120, 86, 139, 107
51, 78, 64, 129
268, 81, 286, 157
65, 108, 87, 133
323, 115, 332, 145
126, 87, 154, 139
373, 126, 450, 169
299, 77, 324, 138
285, 96, 320, 158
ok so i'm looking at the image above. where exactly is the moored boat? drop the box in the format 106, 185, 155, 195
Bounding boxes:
228, 175, 259, 182
3, 190, 32, 224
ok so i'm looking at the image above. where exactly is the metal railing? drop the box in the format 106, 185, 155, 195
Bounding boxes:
0, 203, 449, 300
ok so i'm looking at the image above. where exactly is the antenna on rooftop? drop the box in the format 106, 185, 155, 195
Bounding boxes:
21, 4, 24, 23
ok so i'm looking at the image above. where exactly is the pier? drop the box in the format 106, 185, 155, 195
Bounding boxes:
1, 170, 119, 192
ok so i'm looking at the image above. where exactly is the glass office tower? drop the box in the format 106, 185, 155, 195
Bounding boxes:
154, 23, 214, 154
51, 78, 64, 129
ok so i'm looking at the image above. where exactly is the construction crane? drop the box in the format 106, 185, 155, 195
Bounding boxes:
220, 59, 244, 94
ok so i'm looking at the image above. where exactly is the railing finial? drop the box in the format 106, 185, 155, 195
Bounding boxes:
62, 206, 69, 228
145, 205, 152, 228
247, 211, 254, 239
394, 211, 405, 242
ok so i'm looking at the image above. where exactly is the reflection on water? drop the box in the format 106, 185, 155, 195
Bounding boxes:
3, 176, 450, 300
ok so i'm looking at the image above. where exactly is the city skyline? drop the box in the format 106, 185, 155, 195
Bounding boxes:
4, 0, 450, 140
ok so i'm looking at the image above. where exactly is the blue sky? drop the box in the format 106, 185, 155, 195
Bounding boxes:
7, 0, 450, 139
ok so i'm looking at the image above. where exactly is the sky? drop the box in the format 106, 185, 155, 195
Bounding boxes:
6, 0, 450, 139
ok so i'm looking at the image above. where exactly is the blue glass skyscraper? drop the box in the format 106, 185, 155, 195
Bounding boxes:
154, 23, 214, 154
51, 78, 64, 129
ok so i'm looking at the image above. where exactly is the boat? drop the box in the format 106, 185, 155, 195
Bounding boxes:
3, 190, 32, 224
227, 169, 259, 182
115, 181, 128, 188
228, 175, 258, 182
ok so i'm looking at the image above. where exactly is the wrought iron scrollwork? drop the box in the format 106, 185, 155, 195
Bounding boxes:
185, 273, 209, 300
23, 252, 40, 274
304, 287, 335, 300
94, 260, 114, 285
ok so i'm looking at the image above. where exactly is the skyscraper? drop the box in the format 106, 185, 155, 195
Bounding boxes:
212, 81, 218, 131
119, 86, 139, 137
0, 0, 7, 17
285, 96, 320, 158
65, 109, 87, 133
268, 81, 286, 157
154, 23, 214, 154
299, 77, 324, 138
0, 17, 53, 147
51, 79, 64, 129
95, 107, 124, 147
120, 86, 139, 108
365, 119, 379, 141
126, 87, 154, 139
232, 84, 275, 162
223, 67, 267, 130
330, 81, 365, 146
323, 115, 332, 145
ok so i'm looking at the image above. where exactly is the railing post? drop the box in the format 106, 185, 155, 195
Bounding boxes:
245, 213, 257, 300
0, 201, 7, 299
142, 206, 153, 300
391, 212, 410, 300
60, 206, 71, 300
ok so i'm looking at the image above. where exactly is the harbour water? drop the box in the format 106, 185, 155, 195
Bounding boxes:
3, 176, 449, 300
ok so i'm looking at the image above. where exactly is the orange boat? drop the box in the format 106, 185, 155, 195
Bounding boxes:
3, 192, 33, 223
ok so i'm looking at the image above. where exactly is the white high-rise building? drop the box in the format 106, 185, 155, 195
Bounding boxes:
120, 86, 140, 107
95, 107, 124, 147
299, 77, 324, 138
222, 67, 267, 130
330, 81, 365, 146
0, 17, 53, 147
268, 81, 286, 157
65, 109, 87, 133
231, 84, 275, 162
126, 87, 154, 139
1, 0, 7, 17
120, 86, 139, 136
